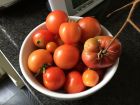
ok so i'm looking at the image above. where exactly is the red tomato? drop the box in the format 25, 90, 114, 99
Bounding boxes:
82, 36, 121, 68
33, 30, 54, 48
54, 44, 79, 69
78, 17, 101, 42
46, 10, 68, 34
43, 67, 65, 91
59, 22, 82, 44
82, 69, 99, 87
65, 71, 85, 93
28, 49, 53, 73
46, 42, 58, 53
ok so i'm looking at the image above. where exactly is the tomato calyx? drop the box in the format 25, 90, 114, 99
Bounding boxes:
37, 40, 41, 44
97, 49, 107, 60
34, 63, 51, 77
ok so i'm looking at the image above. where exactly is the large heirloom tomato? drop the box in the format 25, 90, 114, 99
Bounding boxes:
82, 36, 121, 69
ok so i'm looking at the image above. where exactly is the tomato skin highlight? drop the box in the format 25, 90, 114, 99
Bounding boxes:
46, 10, 68, 34
82, 69, 99, 87
53, 44, 80, 69
78, 17, 101, 42
33, 30, 54, 48
65, 71, 85, 93
59, 22, 82, 44
43, 67, 65, 91
28, 49, 53, 73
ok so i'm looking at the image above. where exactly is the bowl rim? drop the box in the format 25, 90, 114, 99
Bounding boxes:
19, 16, 119, 100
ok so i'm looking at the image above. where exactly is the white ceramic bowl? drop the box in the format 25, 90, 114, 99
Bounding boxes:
19, 16, 119, 100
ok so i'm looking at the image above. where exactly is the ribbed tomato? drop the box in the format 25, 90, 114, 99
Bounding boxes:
82, 36, 121, 69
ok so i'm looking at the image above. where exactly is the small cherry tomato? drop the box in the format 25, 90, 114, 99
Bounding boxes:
65, 71, 85, 93
46, 42, 58, 53
33, 30, 54, 48
43, 67, 65, 91
46, 10, 68, 34
82, 69, 99, 87
28, 49, 53, 73
78, 17, 101, 42
59, 22, 82, 44
54, 44, 80, 69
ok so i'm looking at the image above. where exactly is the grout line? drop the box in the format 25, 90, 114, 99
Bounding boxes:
0, 25, 19, 49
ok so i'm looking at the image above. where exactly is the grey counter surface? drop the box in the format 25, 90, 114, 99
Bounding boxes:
1, 0, 140, 105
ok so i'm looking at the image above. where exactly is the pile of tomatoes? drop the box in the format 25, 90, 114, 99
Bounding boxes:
27, 10, 121, 93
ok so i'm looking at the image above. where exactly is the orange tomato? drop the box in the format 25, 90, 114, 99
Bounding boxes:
59, 22, 82, 44
46, 10, 68, 34
53, 44, 79, 69
82, 69, 99, 87
46, 42, 58, 53
28, 49, 53, 73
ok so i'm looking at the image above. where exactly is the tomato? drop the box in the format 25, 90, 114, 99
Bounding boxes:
59, 22, 82, 44
33, 30, 54, 48
46, 42, 58, 53
43, 67, 65, 91
82, 36, 121, 69
65, 71, 85, 93
46, 10, 68, 34
28, 49, 53, 73
78, 17, 101, 42
82, 69, 99, 87
54, 44, 79, 69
